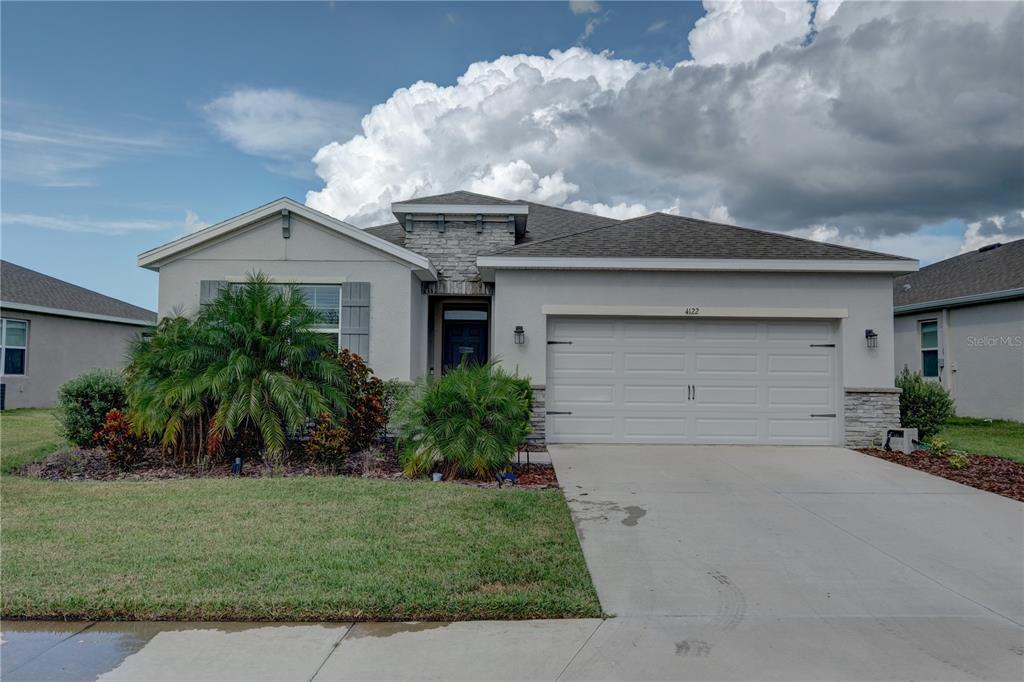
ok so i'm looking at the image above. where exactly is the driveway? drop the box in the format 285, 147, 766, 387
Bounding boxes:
551, 444, 1024, 680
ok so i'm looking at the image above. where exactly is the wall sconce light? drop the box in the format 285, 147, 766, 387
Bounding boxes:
513, 325, 525, 345
865, 329, 878, 348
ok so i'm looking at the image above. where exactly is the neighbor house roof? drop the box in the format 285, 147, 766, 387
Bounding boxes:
894, 238, 1024, 313
493, 212, 915, 261
365, 190, 618, 247
1, 260, 156, 326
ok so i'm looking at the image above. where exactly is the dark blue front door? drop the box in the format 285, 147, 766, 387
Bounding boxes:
443, 321, 488, 371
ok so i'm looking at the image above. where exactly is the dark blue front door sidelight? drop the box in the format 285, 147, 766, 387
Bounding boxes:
443, 321, 488, 371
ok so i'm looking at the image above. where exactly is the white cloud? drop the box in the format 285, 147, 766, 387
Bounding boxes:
3, 210, 209, 235
567, 200, 650, 220
687, 0, 819, 65
183, 210, 210, 234
1, 124, 171, 187
569, 0, 601, 15
961, 211, 1024, 253
304, 2, 1022, 261
646, 19, 668, 34
203, 88, 360, 164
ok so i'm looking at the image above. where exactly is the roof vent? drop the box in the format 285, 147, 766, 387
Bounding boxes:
978, 242, 1002, 253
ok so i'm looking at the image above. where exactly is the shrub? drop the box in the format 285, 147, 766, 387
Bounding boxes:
926, 436, 952, 457
380, 379, 412, 437
126, 275, 349, 468
395, 361, 532, 479
93, 409, 145, 470
57, 370, 128, 446
336, 350, 386, 452
895, 367, 955, 440
304, 413, 349, 467
946, 452, 970, 470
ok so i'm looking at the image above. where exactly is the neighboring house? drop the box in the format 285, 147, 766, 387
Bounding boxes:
0, 261, 157, 409
139, 192, 917, 447
893, 239, 1024, 421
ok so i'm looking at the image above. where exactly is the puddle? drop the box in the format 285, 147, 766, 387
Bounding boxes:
346, 622, 451, 639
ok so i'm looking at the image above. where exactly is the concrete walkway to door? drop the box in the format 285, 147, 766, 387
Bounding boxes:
550, 444, 1024, 680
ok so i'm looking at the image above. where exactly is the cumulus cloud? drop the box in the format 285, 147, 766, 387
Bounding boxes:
305, 1, 1022, 255
203, 88, 359, 168
687, 0, 816, 65
961, 212, 1024, 253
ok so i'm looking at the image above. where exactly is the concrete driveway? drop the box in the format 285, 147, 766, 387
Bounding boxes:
551, 444, 1024, 680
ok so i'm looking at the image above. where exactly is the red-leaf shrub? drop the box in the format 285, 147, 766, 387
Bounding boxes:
92, 409, 145, 470
304, 413, 350, 466
336, 350, 386, 452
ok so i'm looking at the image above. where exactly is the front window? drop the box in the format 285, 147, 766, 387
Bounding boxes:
286, 285, 341, 351
920, 320, 939, 378
2, 318, 28, 375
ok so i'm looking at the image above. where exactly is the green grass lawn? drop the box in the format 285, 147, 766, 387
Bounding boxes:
936, 417, 1024, 463
1, 409, 600, 621
1, 408, 63, 473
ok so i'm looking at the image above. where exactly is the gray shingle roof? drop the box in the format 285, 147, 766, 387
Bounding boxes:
495, 212, 914, 260
365, 191, 618, 247
1, 260, 156, 323
894, 238, 1024, 307
396, 190, 520, 206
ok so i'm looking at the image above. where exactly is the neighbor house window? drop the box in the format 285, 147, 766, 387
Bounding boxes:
1, 318, 28, 375
920, 320, 939, 378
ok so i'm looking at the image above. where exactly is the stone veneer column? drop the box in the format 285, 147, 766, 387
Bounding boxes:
526, 385, 546, 447
404, 219, 514, 292
843, 387, 902, 448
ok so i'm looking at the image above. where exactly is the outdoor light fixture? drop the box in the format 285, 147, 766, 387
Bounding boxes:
514, 325, 526, 345
865, 329, 878, 348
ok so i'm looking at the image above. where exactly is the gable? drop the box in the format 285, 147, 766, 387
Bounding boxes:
138, 198, 436, 280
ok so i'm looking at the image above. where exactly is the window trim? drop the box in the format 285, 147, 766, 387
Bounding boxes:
919, 319, 939, 378
1, 317, 29, 377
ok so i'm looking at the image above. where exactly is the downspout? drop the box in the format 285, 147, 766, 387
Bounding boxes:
942, 307, 955, 404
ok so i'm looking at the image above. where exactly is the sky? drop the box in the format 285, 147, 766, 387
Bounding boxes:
2, 1, 1021, 311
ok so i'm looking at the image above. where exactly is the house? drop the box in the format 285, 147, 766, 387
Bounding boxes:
0, 261, 156, 409
893, 239, 1023, 421
139, 192, 917, 447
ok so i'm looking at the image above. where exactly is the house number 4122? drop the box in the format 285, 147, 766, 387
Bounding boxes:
684, 307, 701, 315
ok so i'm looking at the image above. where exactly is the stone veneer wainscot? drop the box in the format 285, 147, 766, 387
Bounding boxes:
844, 387, 902, 447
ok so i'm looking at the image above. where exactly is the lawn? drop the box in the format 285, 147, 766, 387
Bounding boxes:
1, 410, 601, 621
1, 408, 63, 473
937, 417, 1024, 463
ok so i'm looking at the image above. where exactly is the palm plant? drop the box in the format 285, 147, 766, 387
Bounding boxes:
395, 360, 532, 479
126, 274, 348, 467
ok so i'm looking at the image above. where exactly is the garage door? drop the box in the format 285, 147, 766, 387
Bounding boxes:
546, 317, 839, 445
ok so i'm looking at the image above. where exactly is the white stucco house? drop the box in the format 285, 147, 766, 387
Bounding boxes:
894, 239, 1023, 421
1, 261, 156, 409
139, 192, 918, 447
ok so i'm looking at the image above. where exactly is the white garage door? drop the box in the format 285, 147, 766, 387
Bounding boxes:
546, 317, 839, 445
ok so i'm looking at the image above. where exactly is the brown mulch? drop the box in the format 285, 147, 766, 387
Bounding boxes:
16, 443, 559, 490
859, 448, 1024, 502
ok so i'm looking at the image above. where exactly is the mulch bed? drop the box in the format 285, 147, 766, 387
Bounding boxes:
859, 448, 1024, 502
16, 443, 559, 490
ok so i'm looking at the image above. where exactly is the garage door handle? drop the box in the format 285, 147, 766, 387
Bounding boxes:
546, 411, 573, 415
809, 344, 835, 348
810, 413, 836, 418
547, 341, 573, 345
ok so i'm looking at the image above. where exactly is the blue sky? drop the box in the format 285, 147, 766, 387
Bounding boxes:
2, 2, 1020, 310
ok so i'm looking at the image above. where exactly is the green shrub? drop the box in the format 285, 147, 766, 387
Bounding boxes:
946, 452, 970, 470
380, 379, 412, 438
395, 361, 532, 479
93, 408, 145, 470
895, 367, 955, 440
926, 436, 952, 457
56, 370, 127, 446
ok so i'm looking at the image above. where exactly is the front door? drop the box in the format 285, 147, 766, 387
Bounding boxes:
443, 320, 488, 370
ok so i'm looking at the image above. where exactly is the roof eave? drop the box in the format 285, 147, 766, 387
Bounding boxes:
0, 300, 155, 327
477, 256, 919, 281
894, 287, 1024, 314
